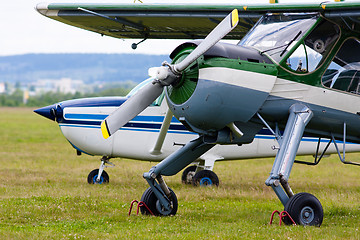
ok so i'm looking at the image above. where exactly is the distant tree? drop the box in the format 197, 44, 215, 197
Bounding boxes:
15, 82, 21, 89
0, 89, 24, 107
25, 86, 132, 107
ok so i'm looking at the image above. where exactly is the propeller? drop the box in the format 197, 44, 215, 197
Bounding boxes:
101, 9, 239, 139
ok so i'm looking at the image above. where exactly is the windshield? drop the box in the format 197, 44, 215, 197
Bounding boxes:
126, 77, 165, 106
239, 13, 319, 63
126, 77, 153, 98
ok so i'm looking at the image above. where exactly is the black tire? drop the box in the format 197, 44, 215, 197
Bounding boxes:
181, 165, 197, 184
87, 169, 109, 184
192, 170, 219, 187
140, 187, 178, 216
284, 192, 323, 226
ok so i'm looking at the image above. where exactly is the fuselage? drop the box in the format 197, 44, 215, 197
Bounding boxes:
166, 13, 360, 145
35, 92, 360, 163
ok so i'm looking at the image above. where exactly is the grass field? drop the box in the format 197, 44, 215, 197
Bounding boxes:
0, 107, 359, 239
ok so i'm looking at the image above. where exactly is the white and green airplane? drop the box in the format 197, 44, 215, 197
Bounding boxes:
36, 2, 360, 226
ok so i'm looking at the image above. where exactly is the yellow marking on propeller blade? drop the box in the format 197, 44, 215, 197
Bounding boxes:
231, 9, 239, 27
101, 121, 110, 139
243, 6, 247, 11
322, 4, 326, 9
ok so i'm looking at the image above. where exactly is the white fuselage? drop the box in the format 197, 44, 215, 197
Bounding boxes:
58, 96, 360, 165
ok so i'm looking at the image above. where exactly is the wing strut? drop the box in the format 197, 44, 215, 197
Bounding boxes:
150, 108, 173, 155
332, 122, 360, 166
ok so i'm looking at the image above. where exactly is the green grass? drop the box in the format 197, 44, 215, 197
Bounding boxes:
0, 107, 359, 239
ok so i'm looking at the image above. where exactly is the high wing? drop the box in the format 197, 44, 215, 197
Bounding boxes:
36, 2, 360, 41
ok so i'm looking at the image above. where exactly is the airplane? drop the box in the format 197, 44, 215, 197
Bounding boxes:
35, 77, 360, 186
36, 1, 360, 226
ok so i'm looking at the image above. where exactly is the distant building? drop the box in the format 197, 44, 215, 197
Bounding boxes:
0, 82, 5, 93
31, 78, 85, 95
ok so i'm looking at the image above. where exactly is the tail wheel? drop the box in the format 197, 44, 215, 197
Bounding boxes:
140, 187, 178, 216
192, 170, 219, 187
87, 169, 109, 184
284, 192, 323, 226
181, 165, 197, 184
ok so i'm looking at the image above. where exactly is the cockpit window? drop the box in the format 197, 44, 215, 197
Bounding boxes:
239, 13, 318, 63
322, 38, 360, 94
126, 78, 165, 106
286, 19, 340, 73
126, 78, 153, 98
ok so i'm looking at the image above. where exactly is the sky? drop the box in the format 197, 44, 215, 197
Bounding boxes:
1, 0, 358, 56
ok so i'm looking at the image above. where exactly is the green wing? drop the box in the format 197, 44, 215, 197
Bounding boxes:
37, 2, 360, 40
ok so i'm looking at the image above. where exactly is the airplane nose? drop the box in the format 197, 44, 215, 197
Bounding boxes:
34, 104, 59, 121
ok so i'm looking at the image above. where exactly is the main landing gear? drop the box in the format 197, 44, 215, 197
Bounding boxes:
261, 103, 323, 226
140, 137, 214, 216
87, 156, 114, 184
139, 103, 325, 225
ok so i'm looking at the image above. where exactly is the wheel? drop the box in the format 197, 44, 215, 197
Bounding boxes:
284, 192, 323, 226
181, 165, 197, 184
140, 187, 178, 216
192, 170, 219, 186
87, 169, 109, 184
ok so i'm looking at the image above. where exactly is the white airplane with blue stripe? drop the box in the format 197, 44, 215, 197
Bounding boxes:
37, 1, 360, 225
35, 77, 360, 186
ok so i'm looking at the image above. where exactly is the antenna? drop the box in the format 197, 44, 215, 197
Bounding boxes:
132, 38, 147, 49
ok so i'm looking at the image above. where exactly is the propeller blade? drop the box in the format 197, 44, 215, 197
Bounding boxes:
100, 9, 239, 139
174, 9, 239, 73
101, 80, 163, 139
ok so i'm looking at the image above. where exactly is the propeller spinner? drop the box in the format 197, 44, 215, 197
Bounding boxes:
101, 9, 239, 139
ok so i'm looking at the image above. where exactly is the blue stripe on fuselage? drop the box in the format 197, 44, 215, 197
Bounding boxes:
59, 114, 358, 144
59, 114, 186, 133
64, 113, 177, 123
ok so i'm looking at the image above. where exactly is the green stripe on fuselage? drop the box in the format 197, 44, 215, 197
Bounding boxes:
200, 58, 277, 76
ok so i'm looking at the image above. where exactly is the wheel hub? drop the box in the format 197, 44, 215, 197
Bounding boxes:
186, 171, 195, 183
156, 200, 173, 215
199, 177, 213, 186
93, 175, 104, 184
300, 206, 315, 224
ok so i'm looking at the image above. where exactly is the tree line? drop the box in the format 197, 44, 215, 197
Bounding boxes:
0, 87, 132, 107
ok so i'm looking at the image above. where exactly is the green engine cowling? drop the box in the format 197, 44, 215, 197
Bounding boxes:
167, 45, 201, 105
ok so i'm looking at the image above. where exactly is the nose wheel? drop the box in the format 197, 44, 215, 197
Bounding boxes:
87, 169, 109, 184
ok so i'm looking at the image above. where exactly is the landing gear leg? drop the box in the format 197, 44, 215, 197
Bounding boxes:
141, 136, 214, 216
265, 104, 323, 226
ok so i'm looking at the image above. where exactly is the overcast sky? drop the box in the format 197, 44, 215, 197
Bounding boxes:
1, 0, 357, 56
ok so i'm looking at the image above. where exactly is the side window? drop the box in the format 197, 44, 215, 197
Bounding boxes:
287, 44, 308, 72
286, 19, 340, 73
322, 38, 360, 95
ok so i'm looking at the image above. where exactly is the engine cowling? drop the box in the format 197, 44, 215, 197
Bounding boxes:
166, 41, 277, 140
